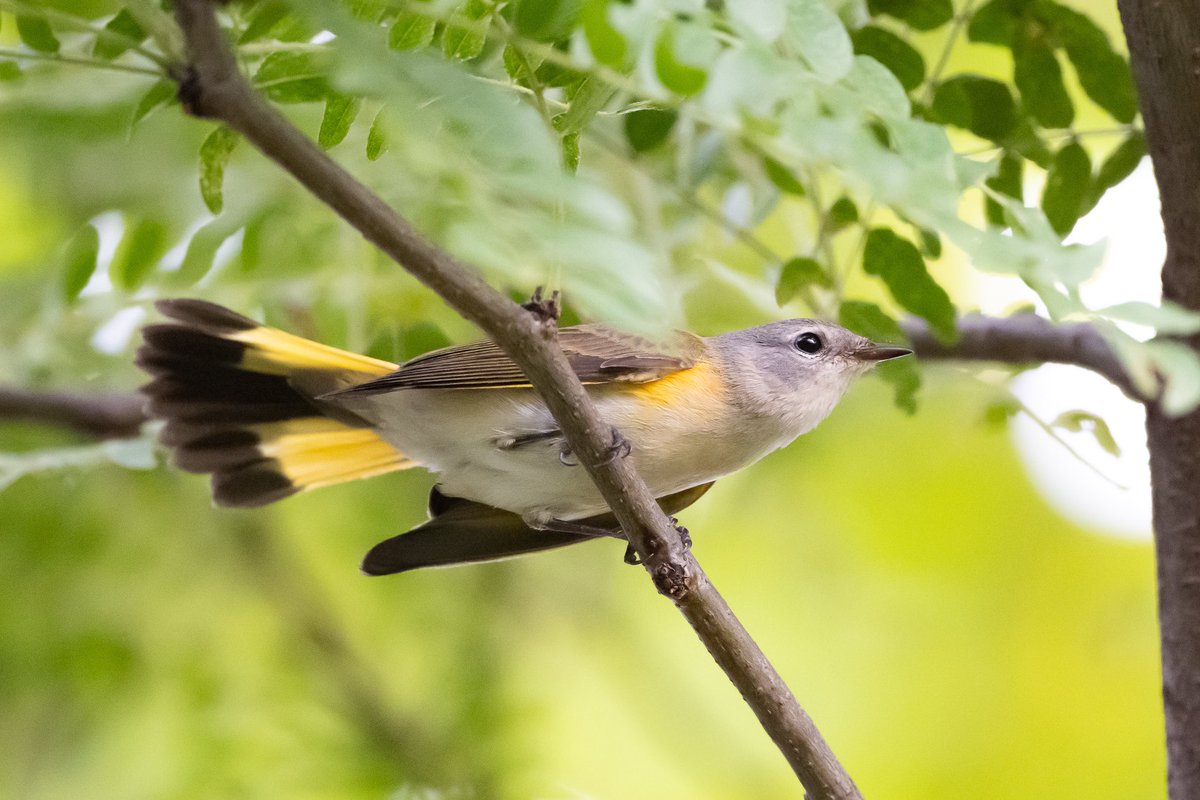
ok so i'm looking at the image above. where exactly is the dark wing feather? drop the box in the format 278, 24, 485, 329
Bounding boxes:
361, 481, 716, 575
335, 324, 706, 396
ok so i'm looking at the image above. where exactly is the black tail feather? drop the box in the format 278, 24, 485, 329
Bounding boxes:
138, 299, 405, 508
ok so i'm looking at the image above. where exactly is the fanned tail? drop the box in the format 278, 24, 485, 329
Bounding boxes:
137, 298, 413, 507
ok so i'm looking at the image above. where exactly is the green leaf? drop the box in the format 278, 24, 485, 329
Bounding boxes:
199, 126, 239, 215
561, 131, 581, 173
1100, 301, 1200, 335
512, 0, 581, 41
253, 52, 330, 103
851, 25, 925, 92
918, 227, 942, 259
1045, 1, 1138, 123
763, 157, 806, 195
838, 300, 921, 413
94, 9, 147, 60
828, 197, 859, 231
654, 22, 715, 96
931, 75, 1018, 142
239, 0, 291, 43
623, 109, 677, 153
1083, 132, 1145, 212
1145, 340, 1200, 416
967, 0, 1018, 45
61, 224, 101, 304
0, 62, 21, 81
388, 10, 437, 50
349, 0, 390, 22
110, 218, 169, 291
367, 108, 388, 160
863, 228, 957, 342
172, 219, 238, 287
983, 396, 1021, 428
867, 0, 953, 31
776, 257, 832, 305
581, 0, 627, 68
552, 77, 615, 135
786, 0, 854, 81
130, 79, 175, 132
502, 44, 540, 81
1040, 141, 1091, 236
442, 0, 490, 61
985, 151, 1023, 226
16, 15, 60, 53
1012, 33, 1074, 129
318, 93, 361, 149
1052, 411, 1120, 456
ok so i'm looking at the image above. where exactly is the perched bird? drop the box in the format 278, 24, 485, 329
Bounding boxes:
137, 299, 910, 575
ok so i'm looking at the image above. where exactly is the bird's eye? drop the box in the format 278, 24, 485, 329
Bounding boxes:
793, 332, 824, 354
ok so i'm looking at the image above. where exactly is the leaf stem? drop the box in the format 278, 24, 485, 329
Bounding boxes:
0, 47, 164, 77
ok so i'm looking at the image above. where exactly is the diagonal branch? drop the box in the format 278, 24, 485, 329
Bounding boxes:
169, 1, 860, 797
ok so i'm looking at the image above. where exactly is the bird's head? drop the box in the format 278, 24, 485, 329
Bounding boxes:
712, 319, 911, 427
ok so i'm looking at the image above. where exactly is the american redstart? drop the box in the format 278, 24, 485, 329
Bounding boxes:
137, 299, 910, 575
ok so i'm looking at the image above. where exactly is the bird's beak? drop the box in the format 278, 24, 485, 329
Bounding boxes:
854, 342, 913, 362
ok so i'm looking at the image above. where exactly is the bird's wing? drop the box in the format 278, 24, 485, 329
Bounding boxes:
335, 324, 707, 395
360, 481, 716, 575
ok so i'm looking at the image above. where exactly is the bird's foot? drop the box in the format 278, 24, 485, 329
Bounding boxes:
557, 427, 631, 467
623, 518, 690, 567
670, 517, 692, 551
601, 426, 632, 464
521, 286, 561, 325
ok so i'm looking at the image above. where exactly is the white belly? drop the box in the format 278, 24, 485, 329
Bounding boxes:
338, 379, 803, 521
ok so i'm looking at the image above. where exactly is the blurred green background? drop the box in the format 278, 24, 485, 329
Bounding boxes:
0, 2, 1163, 798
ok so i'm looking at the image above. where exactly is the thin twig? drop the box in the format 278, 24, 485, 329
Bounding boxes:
0, 387, 146, 439
0, 47, 164, 77
902, 315, 1139, 400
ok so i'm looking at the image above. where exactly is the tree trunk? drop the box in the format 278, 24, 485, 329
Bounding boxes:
1117, 2, 1200, 796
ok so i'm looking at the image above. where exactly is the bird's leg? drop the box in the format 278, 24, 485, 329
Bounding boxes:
521, 286, 561, 325
557, 425, 631, 467
525, 515, 624, 540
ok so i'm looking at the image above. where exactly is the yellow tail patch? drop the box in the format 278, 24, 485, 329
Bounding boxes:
231, 326, 396, 378
254, 419, 415, 491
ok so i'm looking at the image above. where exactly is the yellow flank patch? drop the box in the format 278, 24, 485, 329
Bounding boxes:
233, 326, 396, 377
630, 360, 724, 408
253, 421, 415, 490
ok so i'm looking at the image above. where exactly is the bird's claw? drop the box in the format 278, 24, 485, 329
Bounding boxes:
557, 427, 630, 467
558, 441, 579, 467
622, 518, 688, 566
670, 517, 692, 551
521, 286, 561, 325
601, 427, 632, 464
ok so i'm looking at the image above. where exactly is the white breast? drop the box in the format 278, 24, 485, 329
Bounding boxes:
339, 372, 810, 521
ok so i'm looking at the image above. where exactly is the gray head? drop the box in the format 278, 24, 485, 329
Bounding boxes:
710, 319, 910, 431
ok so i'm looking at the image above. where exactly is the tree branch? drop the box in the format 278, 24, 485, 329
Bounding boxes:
0, 387, 145, 439
169, 1, 860, 796
903, 315, 1140, 400
1117, 2, 1200, 796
